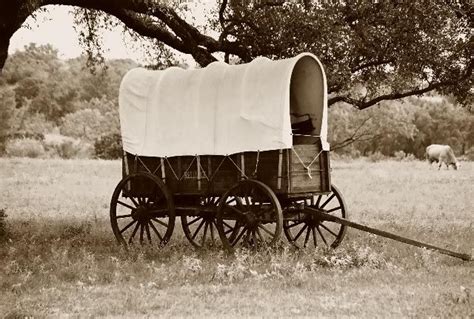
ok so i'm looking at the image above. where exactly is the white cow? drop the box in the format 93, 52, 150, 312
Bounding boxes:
425, 144, 460, 170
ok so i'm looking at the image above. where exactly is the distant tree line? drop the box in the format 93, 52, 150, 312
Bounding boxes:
329, 98, 474, 159
0, 43, 473, 160
0, 43, 136, 158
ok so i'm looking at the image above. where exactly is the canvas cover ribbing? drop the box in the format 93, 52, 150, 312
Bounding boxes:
119, 53, 328, 157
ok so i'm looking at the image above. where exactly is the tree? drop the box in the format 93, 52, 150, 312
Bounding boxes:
0, 86, 16, 153
0, 0, 472, 110
60, 97, 120, 142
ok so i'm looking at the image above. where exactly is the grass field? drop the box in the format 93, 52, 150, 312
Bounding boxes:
0, 158, 472, 318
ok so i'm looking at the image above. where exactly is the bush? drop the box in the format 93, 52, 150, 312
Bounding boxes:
54, 140, 81, 159
5, 138, 45, 158
367, 151, 387, 162
462, 147, 474, 161
43, 133, 94, 159
94, 133, 122, 159
394, 150, 406, 161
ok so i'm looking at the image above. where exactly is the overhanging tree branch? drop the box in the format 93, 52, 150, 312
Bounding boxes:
329, 60, 473, 109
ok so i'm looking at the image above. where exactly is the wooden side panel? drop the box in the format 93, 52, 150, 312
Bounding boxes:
122, 147, 331, 197
243, 150, 289, 194
206, 155, 241, 195
289, 144, 327, 194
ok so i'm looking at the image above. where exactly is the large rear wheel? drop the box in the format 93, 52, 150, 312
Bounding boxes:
216, 180, 283, 251
110, 172, 175, 246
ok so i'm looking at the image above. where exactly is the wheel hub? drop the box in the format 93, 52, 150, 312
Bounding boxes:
242, 211, 258, 227
132, 206, 150, 222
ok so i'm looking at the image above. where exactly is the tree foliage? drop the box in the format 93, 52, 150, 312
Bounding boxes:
329, 97, 474, 159
0, 0, 472, 110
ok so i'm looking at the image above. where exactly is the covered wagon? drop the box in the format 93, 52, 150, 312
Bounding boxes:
111, 53, 348, 250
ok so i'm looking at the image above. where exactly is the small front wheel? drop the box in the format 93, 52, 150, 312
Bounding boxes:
110, 172, 175, 246
283, 184, 348, 249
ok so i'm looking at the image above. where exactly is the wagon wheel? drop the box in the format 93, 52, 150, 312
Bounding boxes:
216, 180, 283, 251
283, 184, 347, 249
110, 172, 175, 246
181, 196, 220, 248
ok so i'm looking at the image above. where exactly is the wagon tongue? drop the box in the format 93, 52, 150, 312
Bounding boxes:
304, 207, 472, 261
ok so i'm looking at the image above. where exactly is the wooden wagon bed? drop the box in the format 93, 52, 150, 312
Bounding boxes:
123, 142, 331, 198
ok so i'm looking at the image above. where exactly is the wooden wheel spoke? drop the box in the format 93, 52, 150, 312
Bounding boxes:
116, 214, 132, 219
316, 226, 329, 247
226, 197, 236, 205
201, 222, 209, 245
129, 197, 140, 208
117, 201, 136, 210
319, 223, 338, 237
243, 194, 251, 207
148, 221, 163, 241
243, 229, 252, 245
326, 206, 341, 214
151, 217, 168, 228
312, 227, 318, 247
294, 224, 308, 241
223, 221, 236, 232
120, 220, 137, 234
128, 221, 140, 244
286, 220, 304, 229
256, 227, 265, 242
145, 222, 152, 244
252, 230, 259, 246
210, 221, 216, 244
314, 195, 322, 207
319, 194, 336, 210
232, 226, 248, 245
224, 225, 237, 234
258, 224, 275, 236
192, 219, 206, 240
304, 226, 311, 247
139, 222, 145, 243
186, 216, 202, 227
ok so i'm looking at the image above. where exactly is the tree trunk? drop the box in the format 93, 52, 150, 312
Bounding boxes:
0, 31, 11, 72
0, 1, 37, 73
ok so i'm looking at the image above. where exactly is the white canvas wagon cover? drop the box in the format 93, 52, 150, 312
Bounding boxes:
119, 53, 329, 157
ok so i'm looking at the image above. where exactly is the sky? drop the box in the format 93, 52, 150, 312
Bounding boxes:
9, 6, 145, 61
9, 3, 212, 63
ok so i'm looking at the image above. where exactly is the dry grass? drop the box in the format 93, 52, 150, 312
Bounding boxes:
0, 158, 472, 318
